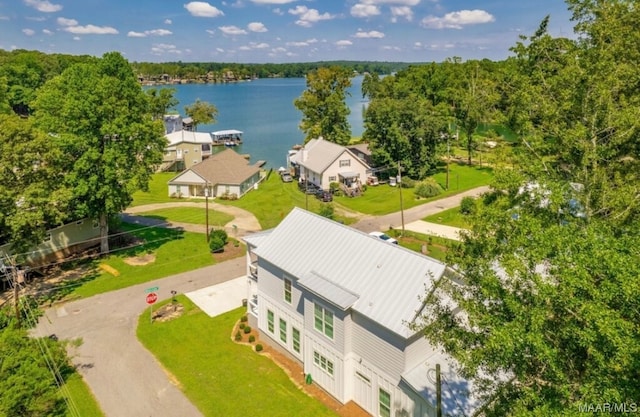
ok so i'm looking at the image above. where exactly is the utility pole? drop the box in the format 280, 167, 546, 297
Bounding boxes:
398, 160, 405, 236
205, 184, 210, 242
446, 135, 450, 190
436, 363, 442, 417
1, 254, 21, 327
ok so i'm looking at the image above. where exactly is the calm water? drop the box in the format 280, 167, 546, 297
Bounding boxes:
164, 76, 366, 169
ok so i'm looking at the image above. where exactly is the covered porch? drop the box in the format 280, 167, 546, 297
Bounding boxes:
338, 172, 363, 197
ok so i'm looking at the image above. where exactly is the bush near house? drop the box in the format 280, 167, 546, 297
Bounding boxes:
415, 179, 443, 198
208, 229, 228, 252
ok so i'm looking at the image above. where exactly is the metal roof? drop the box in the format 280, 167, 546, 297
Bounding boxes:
291, 138, 370, 174
251, 208, 446, 338
165, 130, 212, 146
298, 270, 360, 311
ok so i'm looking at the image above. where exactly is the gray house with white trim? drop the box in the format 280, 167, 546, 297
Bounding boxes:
244, 208, 477, 417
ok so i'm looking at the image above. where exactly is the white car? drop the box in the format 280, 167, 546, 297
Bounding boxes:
369, 231, 398, 244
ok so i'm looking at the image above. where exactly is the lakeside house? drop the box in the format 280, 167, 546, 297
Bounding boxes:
162, 130, 214, 172
288, 137, 372, 195
167, 148, 262, 199
243, 208, 477, 417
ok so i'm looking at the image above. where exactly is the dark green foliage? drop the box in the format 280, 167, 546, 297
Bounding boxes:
239, 322, 245, 330
240, 315, 248, 323
248, 335, 255, 343
255, 344, 263, 352
234, 331, 242, 342
209, 235, 225, 253
318, 204, 335, 220
209, 229, 228, 246
243, 326, 251, 334
459, 196, 476, 215
399, 177, 416, 188
414, 179, 442, 198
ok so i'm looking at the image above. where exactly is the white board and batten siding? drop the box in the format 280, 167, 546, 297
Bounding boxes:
258, 292, 304, 361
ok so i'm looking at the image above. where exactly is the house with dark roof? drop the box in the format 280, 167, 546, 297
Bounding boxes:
243, 208, 478, 417
167, 148, 262, 199
289, 137, 371, 193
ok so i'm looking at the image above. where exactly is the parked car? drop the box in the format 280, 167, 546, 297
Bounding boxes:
369, 231, 398, 244
299, 181, 318, 194
281, 173, 293, 182
315, 189, 333, 202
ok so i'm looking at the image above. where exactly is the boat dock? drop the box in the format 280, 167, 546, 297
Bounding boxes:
211, 129, 243, 146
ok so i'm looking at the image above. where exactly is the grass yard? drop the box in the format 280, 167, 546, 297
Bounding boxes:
423, 206, 471, 229
50, 223, 219, 301
336, 163, 493, 216
387, 229, 458, 262
216, 171, 354, 229
137, 299, 339, 417
136, 207, 234, 227
130, 172, 195, 207
63, 372, 104, 417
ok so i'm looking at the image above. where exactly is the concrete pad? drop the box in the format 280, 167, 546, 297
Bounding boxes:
404, 220, 464, 241
185, 276, 247, 317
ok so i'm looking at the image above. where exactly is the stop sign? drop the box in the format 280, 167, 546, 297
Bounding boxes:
146, 292, 158, 305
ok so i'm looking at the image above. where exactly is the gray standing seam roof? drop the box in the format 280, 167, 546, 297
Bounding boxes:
251, 207, 446, 338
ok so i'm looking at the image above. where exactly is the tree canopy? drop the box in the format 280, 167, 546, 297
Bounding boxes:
33, 52, 166, 254
184, 99, 218, 131
294, 66, 353, 145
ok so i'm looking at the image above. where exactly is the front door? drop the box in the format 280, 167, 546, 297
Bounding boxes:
353, 367, 373, 414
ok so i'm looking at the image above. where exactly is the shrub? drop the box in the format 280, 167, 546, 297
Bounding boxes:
415, 179, 442, 199
318, 204, 335, 220
240, 315, 248, 322
400, 177, 416, 188
209, 229, 228, 244
255, 344, 263, 352
243, 326, 252, 334
248, 335, 256, 343
239, 322, 245, 329
460, 196, 477, 215
209, 235, 225, 253
235, 331, 242, 341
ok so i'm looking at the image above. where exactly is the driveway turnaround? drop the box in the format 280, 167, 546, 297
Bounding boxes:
404, 221, 463, 241
185, 276, 247, 317
34, 258, 245, 417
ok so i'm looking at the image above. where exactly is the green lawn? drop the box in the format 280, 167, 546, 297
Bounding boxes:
335, 163, 493, 216
137, 299, 339, 417
216, 171, 353, 229
63, 372, 104, 417
423, 206, 471, 229
387, 229, 458, 262
51, 223, 219, 301
137, 207, 234, 227
130, 172, 193, 207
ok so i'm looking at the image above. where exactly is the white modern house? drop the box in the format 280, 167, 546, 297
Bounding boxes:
243, 208, 477, 417
289, 137, 371, 193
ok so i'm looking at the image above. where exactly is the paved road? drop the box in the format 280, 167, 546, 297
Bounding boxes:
351, 185, 489, 233
34, 258, 246, 417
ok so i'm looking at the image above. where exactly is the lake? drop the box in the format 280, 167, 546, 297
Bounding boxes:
164, 76, 367, 169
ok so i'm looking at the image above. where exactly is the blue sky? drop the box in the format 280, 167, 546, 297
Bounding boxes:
1, 0, 574, 63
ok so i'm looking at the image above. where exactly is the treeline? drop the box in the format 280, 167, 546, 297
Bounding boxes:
131, 60, 412, 80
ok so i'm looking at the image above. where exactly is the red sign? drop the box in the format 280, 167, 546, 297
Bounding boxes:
146, 292, 158, 305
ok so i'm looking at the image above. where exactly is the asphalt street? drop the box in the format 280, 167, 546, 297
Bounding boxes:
34, 257, 245, 417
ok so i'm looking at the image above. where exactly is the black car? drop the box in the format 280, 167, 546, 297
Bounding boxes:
315, 189, 333, 202
299, 180, 318, 194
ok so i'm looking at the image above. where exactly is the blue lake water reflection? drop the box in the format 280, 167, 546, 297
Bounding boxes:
165, 76, 366, 169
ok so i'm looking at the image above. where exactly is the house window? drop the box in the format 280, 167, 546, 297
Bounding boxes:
267, 309, 274, 333
339, 159, 350, 167
328, 176, 336, 182
379, 389, 391, 417
279, 318, 287, 343
284, 278, 292, 304
313, 351, 334, 376
314, 303, 334, 339
292, 327, 300, 353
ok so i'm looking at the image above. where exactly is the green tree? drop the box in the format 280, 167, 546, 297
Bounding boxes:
416, 4, 640, 415
184, 99, 218, 131
0, 114, 71, 254
33, 52, 166, 254
145, 87, 179, 120
294, 66, 352, 145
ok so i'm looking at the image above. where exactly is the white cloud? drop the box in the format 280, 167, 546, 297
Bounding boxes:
382, 45, 401, 51
184, 2, 224, 18
289, 5, 334, 27
286, 38, 318, 47
151, 43, 182, 55
421, 9, 495, 29
272, 8, 285, 16
336, 40, 353, 46
0, 16, 9, 21
249, 42, 269, 49
26, 16, 46, 21
360, 0, 419, 5
350, 4, 380, 18
206, 29, 216, 35
22, 28, 36, 36
248, 22, 267, 32
24, 0, 62, 13
72, 36, 80, 41
216, 47, 224, 52
219, 25, 248, 35
271, 47, 287, 53
391, 6, 413, 22
239, 46, 251, 51
251, 0, 296, 3
127, 29, 172, 38
354, 30, 385, 39
62, 24, 119, 35
57, 17, 78, 26
42, 29, 53, 35
164, 19, 172, 25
